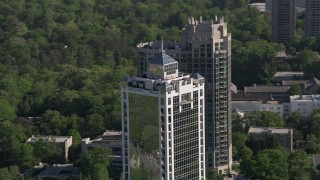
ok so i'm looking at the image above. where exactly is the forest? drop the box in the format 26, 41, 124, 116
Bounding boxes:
0, 0, 320, 179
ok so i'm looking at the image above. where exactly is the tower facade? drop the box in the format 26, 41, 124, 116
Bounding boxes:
122, 52, 206, 179
137, 16, 232, 174
271, 0, 296, 43
305, 0, 320, 40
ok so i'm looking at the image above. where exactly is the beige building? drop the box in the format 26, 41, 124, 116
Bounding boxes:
27, 136, 72, 162
137, 16, 232, 174
248, 126, 293, 152
82, 130, 122, 169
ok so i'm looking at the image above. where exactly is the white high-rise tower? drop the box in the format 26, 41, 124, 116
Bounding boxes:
122, 51, 206, 179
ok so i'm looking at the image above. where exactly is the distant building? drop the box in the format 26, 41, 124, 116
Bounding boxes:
273, 71, 304, 83
239, 84, 291, 102
26, 136, 72, 162
248, 126, 293, 152
271, 0, 296, 43
296, 0, 306, 8
266, 0, 306, 12
266, 0, 272, 12
232, 100, 284, 117
81, 130, 122, 169
305, 0, 320, 40
290, 95, 320, 118
282, 77, 320, 94
36, 164, 79, 179
249, 3, 266, 12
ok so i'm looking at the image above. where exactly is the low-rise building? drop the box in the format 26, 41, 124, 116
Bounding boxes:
249, 3, 266, 12
26, 136, 72, 162
248, 126, 293, 152
273, 71, 304, 83
36, 164, 79, 179
81, 130, 122, 169
290, 95, 320, 118
282, 77, 320, 94
232, 100, 284, 117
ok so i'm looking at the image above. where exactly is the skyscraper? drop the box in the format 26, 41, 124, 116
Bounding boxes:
271, 0, 296, 43
305, 0, 320, 40
137, 16, 232, 174
267, 0, 305, 13
122, 51, 206, 179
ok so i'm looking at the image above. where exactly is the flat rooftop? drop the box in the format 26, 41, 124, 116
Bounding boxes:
290, 95, 320, 102
102, 130, 122, 136
249, 126, 291, 134
26, 135, 71, 143
37, 164, 79, 178
244, 85, 290, 93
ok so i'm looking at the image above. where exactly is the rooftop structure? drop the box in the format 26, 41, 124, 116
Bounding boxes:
248, 126, 293, 152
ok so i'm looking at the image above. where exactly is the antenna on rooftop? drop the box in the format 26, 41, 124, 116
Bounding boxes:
161, 37, 165, 53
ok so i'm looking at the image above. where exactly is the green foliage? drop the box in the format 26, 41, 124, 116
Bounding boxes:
287, 85, 303, 95
207, 168, 224, 180
311, 112, 320, 139
245, 111, 284, 128
0, 121, 36, 168
35, 110, 67, 135
80, 147, 112, 180
241, 149, 289, 180
287, 111, 302, 129
31, 137, 64, 164
288, 150, 312, 180
0, 167, 11, 180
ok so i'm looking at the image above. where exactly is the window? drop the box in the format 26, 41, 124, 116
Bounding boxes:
168, 98, 171, 105
123, 92, 126, 99
200, 89, 203, 96
161, 98, 164, 105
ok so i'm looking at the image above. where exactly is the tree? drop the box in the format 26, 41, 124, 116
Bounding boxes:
241, 148, 289, 180
311, 112, 320, 138
35, 110, 67, 135
297, 48, 319, 71
0, 121, 36, 168
288, 150, 312, 180
240, 146, 253, 160
287, 111, 302, 129
0, 168, 11, 180
79, 147, 111, 180
259, 63, 275, 84
0, 99, 16, 122
245, 111, 284, 128
207, 168, 224, 180
287, 85, 303, 95
32, 137, 64, 164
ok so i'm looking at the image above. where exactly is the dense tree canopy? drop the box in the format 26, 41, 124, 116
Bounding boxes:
244, 111, 284, 128
0, 0, 319, 178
